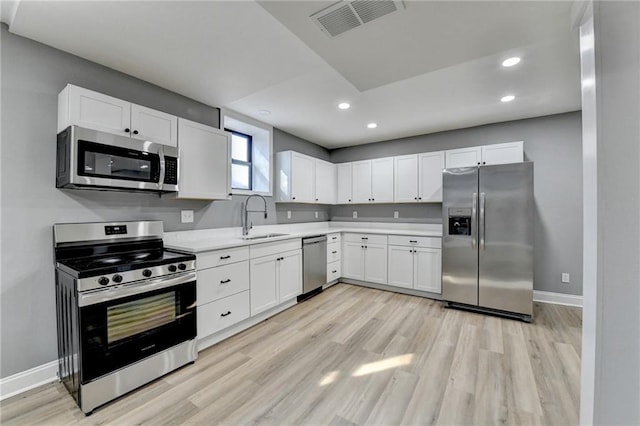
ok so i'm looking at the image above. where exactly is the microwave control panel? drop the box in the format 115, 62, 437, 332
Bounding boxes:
164, 157, 178, 185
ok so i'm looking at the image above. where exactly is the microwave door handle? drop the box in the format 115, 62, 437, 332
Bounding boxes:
158, 148, 166, 191
78, 271, 196, 307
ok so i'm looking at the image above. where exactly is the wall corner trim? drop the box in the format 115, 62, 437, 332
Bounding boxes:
533, 290, 583, 307
0, 360, 58, 401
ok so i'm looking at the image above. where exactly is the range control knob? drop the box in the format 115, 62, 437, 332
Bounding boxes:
98, 276, 110, 286
178, 263, 187, 271
112, 274, 123, 283
168, 264, 177, 273
142, 269, 152, 278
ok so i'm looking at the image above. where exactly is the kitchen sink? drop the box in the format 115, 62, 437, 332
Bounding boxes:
240, 233, 289, 240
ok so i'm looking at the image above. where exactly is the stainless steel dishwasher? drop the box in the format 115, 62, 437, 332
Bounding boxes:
300, 235, 327, 300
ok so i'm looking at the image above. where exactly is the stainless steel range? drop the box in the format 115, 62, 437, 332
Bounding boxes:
53, 220, 197, 414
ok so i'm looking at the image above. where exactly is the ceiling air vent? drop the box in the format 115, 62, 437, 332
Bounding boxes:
311, 0, 405, 38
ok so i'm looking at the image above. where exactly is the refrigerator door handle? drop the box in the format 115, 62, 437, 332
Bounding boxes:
471, 192, 478, 248
479, 192, 486, 250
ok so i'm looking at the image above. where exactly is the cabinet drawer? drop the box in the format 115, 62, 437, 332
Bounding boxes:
198, 291, 250, 339
327, 242, 341, 263
326, 233, 341, 243
327, 261, 341, 283
343, 233, 387, 245
197, 246, 249, 270
388, 235, 441, 248
250, 238, 301, 259
197, 261, 250, 305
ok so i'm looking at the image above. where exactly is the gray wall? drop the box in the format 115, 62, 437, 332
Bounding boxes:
590, 2, 640, 423
331, 112, 583, 297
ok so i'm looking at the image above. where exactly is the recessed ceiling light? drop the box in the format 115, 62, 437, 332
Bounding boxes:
501, 95, 515, 103
367, 122, 377, 129
502, 57, 521, 67
257, 109, 271, 116
338, 102, 350, 110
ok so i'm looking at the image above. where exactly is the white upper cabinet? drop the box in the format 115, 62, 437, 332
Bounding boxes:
394, 151, 444, 203
394, 154, 419, 203
59, 85, 131, 136
130, 104, 178, 147
350, 158, 393, 203
371, 157, 394, 203
445, 146, 482, 168
480, 141, 524, 166
418, 151, 445, 202
351, 160, 373, 203
445, 142, 524, 168
58, 84, 178, 146
336, 163, 353, 204
276, 151, 316, 203
314, 159, 336, 204
176, 118, 231, 200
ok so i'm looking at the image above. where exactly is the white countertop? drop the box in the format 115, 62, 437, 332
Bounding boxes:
164, 221, 442, 253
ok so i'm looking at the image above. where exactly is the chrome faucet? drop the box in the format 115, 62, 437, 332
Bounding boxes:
242, 194, 268, 236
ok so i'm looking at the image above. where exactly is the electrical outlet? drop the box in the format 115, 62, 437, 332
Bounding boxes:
394, 211, 399, 219
562, 273, 570, 283
352, 211, 358, 218
181, 210, 194, 223
315, 211, 319, 219
287, 210, 291, 219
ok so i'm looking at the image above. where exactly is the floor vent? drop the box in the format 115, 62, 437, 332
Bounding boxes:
311, 0, 405, 38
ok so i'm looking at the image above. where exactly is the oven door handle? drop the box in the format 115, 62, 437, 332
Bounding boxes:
78, 272, 196, 307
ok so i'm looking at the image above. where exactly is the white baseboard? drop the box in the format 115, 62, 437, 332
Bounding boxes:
534, 290, 583, 307
0, 360, 58, 401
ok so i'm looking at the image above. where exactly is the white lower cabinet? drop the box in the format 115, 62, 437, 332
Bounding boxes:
414, 247, 442, 293
342, 234, 387, 284
387, 241, 442, 294
198, 291, 250, 338
250, 247, 302, 316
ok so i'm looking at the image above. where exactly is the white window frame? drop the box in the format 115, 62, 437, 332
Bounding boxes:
222, 108, 273, 196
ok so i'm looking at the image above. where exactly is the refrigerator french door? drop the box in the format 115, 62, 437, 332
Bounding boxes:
442, 162, 533, 320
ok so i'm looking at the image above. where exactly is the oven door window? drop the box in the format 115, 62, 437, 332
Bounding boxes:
80, 282, 196, 383
77, 140, 160, 183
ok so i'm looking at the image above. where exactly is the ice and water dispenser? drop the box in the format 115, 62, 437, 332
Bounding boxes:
447, 208, 472, 236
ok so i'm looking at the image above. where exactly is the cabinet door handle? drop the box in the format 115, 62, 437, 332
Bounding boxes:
418, 197, 422, 200
124, 128, 130, 133
133, 130, 139, 135
332, 251, 337, 254
348, 199, 351, 202
414, 197, 417, 200
372, 198, 375, 201
220, 255, 231, 260
316, 198, 318, 201
332, 270, 337, 273
292, 197, 296, 200
221, 311, 232, 317
220, 279, 231, 284
332, 237, 337, 240
409, 240, 418, 243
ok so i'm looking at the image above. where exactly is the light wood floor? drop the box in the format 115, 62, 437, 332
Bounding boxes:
1, 283, 582, 425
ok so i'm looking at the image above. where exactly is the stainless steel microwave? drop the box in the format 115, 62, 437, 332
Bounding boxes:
56, 125, 179, 193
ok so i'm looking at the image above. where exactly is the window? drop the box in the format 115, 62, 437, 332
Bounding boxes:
223, 110, 272, 195
227, 130, 252, 190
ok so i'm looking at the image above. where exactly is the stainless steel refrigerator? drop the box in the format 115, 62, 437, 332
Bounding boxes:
442, 162, 533, 321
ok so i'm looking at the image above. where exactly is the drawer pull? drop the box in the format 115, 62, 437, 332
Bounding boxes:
332, 237, 337, 240
332, 270, 337, 273
361, 237, 368, 240
332, 251, 337, 254
221, 311, 232, 317
220, 255, 231, 260
220, 279, 231, 284
409, 240, 418, 243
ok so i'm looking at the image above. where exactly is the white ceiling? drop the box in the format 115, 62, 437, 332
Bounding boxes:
2, 0, 581, 148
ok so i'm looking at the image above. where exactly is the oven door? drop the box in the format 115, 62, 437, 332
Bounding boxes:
78, 273, 196, 384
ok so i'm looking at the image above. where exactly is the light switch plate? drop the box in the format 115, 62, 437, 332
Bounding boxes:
181, 210, 194, 223
352, 211, 358, 218
562, 273, 570, 283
